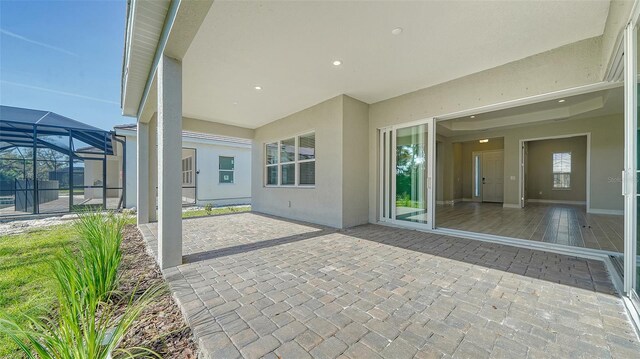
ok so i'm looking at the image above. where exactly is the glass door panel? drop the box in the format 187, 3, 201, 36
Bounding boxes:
395, 125, 428, 224
379, 120, 434, 228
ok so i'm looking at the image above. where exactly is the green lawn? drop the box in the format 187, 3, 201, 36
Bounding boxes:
0, 224, 77, 357
182, 206, 250, 219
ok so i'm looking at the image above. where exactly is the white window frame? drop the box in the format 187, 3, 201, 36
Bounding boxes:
219, 155, 235, 184
264, 131, 315, 188
552, 151, 571, 190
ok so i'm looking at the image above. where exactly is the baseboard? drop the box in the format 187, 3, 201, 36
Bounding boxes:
502, 203, 521, 209
588, 208, 624, 215
527, 199, 586, 205
436, 199, 463, 205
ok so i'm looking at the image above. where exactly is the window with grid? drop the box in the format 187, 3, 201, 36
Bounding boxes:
182, 157, 193, 185
552, 152, 571, 189
265, 132, 315, 187
219, 156, 234, 184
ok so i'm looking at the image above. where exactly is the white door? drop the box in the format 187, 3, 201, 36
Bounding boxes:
481, 150, 504, 203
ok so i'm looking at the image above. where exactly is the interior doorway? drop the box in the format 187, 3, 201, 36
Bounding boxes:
519, 134, 589, 209
472, 149, 504, 203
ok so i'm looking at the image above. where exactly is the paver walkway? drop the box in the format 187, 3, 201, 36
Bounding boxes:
140, 212, 640, 358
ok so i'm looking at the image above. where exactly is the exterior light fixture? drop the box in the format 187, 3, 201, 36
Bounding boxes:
479, 139, 489, 143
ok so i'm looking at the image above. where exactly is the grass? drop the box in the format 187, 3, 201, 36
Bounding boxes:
181, 205, 250, 219
0, 224, 77, 357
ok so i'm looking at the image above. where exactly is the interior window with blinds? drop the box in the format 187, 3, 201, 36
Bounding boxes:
552, 152, 571, 189
265, 132, 315, 187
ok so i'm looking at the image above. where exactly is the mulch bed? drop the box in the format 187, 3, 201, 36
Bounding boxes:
117, 224, 198, 358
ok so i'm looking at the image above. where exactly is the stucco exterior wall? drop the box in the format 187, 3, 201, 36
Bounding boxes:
252, 95, 370, 228
368, 37, 606, 222
252, 96, 344, 228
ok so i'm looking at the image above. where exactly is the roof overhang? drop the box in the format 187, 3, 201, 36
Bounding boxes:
120, 0, 213, 118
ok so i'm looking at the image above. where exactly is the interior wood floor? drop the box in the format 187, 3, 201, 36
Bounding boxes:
436, 202, 624, 253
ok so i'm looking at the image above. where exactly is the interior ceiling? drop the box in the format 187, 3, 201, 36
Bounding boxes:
183, 0, 610, 129
437, 86, 623, 137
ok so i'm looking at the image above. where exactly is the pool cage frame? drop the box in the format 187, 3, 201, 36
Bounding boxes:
0, 118, 126, 217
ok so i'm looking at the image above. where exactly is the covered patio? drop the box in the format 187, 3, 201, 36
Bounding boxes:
139, 213, 639, 358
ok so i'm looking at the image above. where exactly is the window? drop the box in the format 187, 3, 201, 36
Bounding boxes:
552, 152, 571, 189
219, 156, 234, 184
265, 132, 315, 187
182, 156, 193, 185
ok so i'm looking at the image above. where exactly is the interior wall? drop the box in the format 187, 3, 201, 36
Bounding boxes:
459, 137, 504, 200
526, 136, 587, 203
452, 142, 463, 200
439, 113, 623, 213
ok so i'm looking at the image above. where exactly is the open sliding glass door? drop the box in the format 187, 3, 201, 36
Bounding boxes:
624, 21, 640, 313
379, 119, 435, 229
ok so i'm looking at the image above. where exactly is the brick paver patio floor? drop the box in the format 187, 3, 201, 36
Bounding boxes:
139, 212, 640, 358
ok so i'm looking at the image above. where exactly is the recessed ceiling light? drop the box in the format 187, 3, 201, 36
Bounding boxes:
332, 60, 342, 66
558, 99, 565, 103
391, 27, 403, 35
233, 102, 238, 105
470, 115, 475, 119
254, 86, 262, 90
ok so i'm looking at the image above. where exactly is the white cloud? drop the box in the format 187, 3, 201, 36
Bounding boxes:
0, 28, 77, 57
1, 80, 119, 105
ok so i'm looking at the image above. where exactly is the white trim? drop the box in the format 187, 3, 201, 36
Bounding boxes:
518, 132, 591, 211
502, 203, 521, 209
589, 208, 625, 216
434, 81, 622, 122
624, 22, 638, 295
376, 221, 620, 260
527, 199, 586, 205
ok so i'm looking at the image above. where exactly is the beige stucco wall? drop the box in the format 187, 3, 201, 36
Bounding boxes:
368, 37, 607, 222
526, 136, 587, 202
252, 96, 344, 227
252, 95, 370, 228
342, 96, 370, 228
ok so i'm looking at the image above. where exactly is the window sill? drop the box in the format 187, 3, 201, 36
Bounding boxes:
264, 185, 316, 189
552, 188, 572, 191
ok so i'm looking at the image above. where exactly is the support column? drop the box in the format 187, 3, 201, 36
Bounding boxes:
157, 54, 182, 269
136, 121, 150, 225
148, 115, 158, 222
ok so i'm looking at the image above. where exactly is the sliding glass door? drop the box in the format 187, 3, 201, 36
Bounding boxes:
624, 21, 639, 312
380, 120, 435, 229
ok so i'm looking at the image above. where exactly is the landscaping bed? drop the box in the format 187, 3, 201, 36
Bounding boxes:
117, 224, 198, 357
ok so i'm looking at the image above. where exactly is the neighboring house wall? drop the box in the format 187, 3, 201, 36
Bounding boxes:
118, 130, 251, 208
252, 95, 369, 229
368, 37, 607, 222
526, 136, 587, 203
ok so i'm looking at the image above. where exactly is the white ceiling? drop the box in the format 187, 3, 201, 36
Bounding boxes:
182, 0, 611, 129
437, 86, 623, 137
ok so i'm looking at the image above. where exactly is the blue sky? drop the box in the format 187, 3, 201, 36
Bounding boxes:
0, 0, 128, 130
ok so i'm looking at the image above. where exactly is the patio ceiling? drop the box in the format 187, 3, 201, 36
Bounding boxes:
181, 1, 610, 129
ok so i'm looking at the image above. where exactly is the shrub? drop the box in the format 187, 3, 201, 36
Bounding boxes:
0, 211, 162, 358
204, 203, 213, 214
